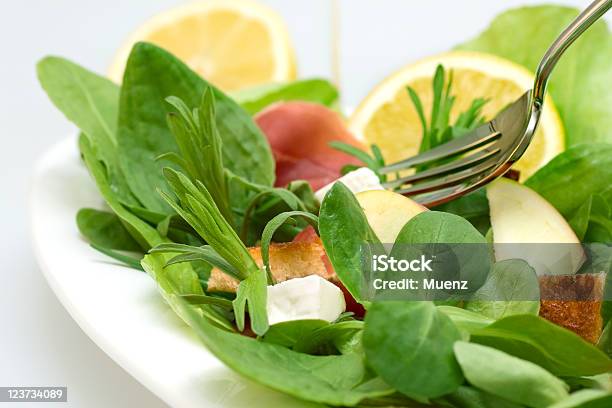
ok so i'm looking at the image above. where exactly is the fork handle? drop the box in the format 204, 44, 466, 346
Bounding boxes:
533, 0, 612, 105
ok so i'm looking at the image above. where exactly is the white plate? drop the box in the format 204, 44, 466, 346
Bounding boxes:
30, 137, 318, 408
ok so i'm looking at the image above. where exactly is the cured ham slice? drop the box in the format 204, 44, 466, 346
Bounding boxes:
255, 102, 364, 190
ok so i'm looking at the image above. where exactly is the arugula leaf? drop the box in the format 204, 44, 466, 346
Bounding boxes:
319, 182, 381, 302
260, 211, 319, 282
37, 57, 137, 205
142, 254, 394, 406
470, 315, 612, 376
76, 208, 142, 251
232, 78, 339, 115
454, 341, 569, 408
363, 302, 463, 401
465, 259, 540, 319
163, 88, 231, 222
457, 5, 612, 146
118, 42, 274, 213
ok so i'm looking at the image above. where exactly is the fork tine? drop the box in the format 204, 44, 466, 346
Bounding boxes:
394, 157, 499, 196
382, 146, 501, 189
379, 123, 501, 174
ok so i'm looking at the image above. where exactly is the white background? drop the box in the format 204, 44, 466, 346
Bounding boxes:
0, 0, 605, 406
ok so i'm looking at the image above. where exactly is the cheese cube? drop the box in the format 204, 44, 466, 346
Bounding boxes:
266, 275, 346, 325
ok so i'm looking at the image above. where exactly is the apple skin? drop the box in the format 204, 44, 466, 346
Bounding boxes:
487, 178, 585, 275
356, 190, 427, 243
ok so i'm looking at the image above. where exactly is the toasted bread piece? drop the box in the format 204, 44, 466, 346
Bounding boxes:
538, 273, 605, 344
207, 239, 336, 293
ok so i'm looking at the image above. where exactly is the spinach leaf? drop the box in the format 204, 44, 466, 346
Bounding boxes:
457, 6, 612, 146
437, 306, 494, 335
441, 385, 524, 408
319, 182, 381, 302
232, 78, 338, 115
293, 320, 364, 355
261, 320, 329, 348
118, 42, 274, 212
470, 315, 612, 376
394, 211, 491, 289
80, 135, 203, 295
570, 195, 611, 243
525, 144, 612, 218
37, 57, 137, 205
584, 195, 612, 243
142, 254, 393, 406
363, 302, 463, 401
434, 189, 491, 235
76, 208, 142, 251
597, 320, 611, 358
570, 197, 595, 240
454, 341, 569, 408
465, 259, 540, 319
548, 390, 612, 408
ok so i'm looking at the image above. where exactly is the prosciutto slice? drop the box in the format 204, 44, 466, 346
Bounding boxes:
255, 102, 364, 190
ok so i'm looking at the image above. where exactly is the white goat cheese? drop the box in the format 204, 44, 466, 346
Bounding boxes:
266, 275, 346, 325
314, 167, 384, 202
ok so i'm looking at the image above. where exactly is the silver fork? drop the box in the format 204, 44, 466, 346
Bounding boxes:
380, 0, 612, 207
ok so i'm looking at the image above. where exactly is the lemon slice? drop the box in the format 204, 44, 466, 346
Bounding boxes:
108, 0, 296, 91
348, 51, 564, 180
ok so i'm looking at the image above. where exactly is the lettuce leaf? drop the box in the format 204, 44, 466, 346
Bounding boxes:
457, 6, 612, 146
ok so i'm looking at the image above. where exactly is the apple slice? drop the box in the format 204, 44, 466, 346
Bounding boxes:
487, 178, 585, 275
356, 190, 427, 243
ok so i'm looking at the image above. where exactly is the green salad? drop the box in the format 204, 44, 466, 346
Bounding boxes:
38, 5, 612, 408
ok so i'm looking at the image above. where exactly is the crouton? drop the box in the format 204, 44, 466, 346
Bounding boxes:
538, 273, 605, 344
207, 239, 336, 293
